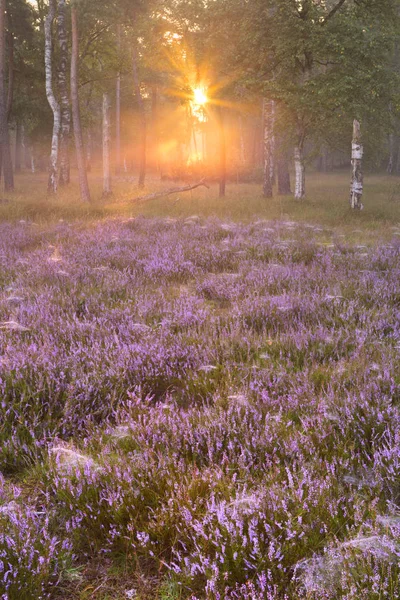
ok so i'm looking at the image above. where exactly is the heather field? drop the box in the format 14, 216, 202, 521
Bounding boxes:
1, 179, 400, 599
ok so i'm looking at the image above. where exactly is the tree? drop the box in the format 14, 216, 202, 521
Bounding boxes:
71, 1, 91, 203
57, 0, 70, 185
350, 119, 363, 210
0, 0, 13, 191
44, 0, 59, 193
242, 0, 396, 199
102, 91, 111, 196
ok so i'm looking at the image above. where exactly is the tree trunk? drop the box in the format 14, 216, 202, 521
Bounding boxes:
115, 24, 121, 175
132, 45, 146, 188
44, 0, 60, 193
270, 101, 276, 185
6, 30, 13, 120
57, 0, 70, 185
262, 98, 273, 198
350, 119, 363, 210
86, 129, 92, 173
102, 92, 112, 197
217, 106, 226, 198
71, 3, 91, 203
294, 145, 305, 200
239, 115, 246, 165
15, 119, 22, 172
151, 85, 161, 175
0, 0, 12, 190
277, 147, 291, 195
387, 134, 394, 174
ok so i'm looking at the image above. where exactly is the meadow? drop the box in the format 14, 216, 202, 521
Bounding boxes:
1, 171, 400, 599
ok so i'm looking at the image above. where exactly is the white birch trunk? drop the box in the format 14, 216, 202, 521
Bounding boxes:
44, 0, 60, 193
102, 92, 112, 197
294, 145, 305, 200
262, 98, 273, 198
350, 119, 363, 210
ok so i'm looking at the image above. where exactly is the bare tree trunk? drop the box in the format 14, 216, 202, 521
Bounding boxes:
115, 24, 121, 175
350, 119, 363, 210
277, 135, 291, 195
102, 92, 112, 197
388, 134, 394, 174
15, 119, 22, 172
0, 0, 12, 191
217, 106, 226, 198
270, 101, 276, 185
45, 0, 60, 193
86, 129, 92, 173
262, 98, 273, 198
294, 145, 305, 200
151, 85, 161, 175
58, 0, 70, 185
239, 115, 246, 165
71, 3, 91, 203
132, 45, 146, 188
6, 31, 13, 120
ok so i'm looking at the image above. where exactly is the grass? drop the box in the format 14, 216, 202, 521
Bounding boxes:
2, 170, 400, 236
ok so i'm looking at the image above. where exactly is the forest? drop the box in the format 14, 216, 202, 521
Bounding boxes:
1, 1, 400, 599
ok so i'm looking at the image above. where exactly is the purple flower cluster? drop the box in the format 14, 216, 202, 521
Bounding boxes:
1, 217, 400, 597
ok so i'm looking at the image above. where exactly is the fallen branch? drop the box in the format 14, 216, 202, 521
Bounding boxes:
131, 179, 210, 203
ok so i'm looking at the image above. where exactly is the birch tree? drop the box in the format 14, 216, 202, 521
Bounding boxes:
44, 0, 60, 193
350, 119, 363, 210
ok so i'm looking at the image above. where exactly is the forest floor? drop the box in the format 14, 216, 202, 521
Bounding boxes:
1, 171, 400, 599
2, 170, 400, 234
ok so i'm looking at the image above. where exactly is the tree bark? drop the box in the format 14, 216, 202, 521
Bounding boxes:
132, 45, 146, 188
15, 119, 22, 172
57, 0, 70, 185
239, 115, 246, 165
277, 135, 291, 195
270, 100, 276, 185
294, 145, 305, 200
262, 98, 273, 198
350, 119, 363, 210
44, 0, 60, 193
102, 92, 112, 197
217, 106, 226, 198
387, 133, 394, 174
151, 84, 160, 175
115, 24, 121, 175
6, 30, 13, 120
0, 0, 13, 190
71, 3, 91, 203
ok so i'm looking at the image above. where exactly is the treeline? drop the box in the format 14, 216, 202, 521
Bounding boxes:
0, 0, 399, 205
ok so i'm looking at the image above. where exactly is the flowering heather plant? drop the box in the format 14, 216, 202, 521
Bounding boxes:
0, 475, 69, 599
0, 217, 400, 597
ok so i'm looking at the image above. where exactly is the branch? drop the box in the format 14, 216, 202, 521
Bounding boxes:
322, 0, 347, 24
130, 179, 210, 203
